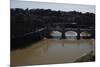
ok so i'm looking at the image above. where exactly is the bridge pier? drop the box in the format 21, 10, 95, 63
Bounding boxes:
62, 31, 65, 39
77, 32, 80, 40
77, 27, 80, 40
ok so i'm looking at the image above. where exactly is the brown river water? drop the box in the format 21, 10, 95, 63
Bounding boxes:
11, 39, 95, 66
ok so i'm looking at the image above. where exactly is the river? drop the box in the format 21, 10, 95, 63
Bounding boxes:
11, 38, 95, 66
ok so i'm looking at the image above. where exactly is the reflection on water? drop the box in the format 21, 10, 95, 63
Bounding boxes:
65, 36, 77, 40
11, 39, 95, 66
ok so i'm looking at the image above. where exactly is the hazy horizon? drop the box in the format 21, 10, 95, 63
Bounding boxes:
11, 0, 95, 13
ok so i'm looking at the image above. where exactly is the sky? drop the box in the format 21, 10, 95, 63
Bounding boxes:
11, 0, 95, 13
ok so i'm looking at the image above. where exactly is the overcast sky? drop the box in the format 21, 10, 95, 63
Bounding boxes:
11, 0, 95, 13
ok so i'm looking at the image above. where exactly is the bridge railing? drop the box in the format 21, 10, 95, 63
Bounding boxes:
49, 28, 95, 31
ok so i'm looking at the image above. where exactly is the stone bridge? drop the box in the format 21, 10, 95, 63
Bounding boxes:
46, 23, 95, 39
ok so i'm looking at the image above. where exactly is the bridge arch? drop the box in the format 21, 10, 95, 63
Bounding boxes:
65, 31, 78, 40
80, 31, 91, 39
50, 31, 62, 39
